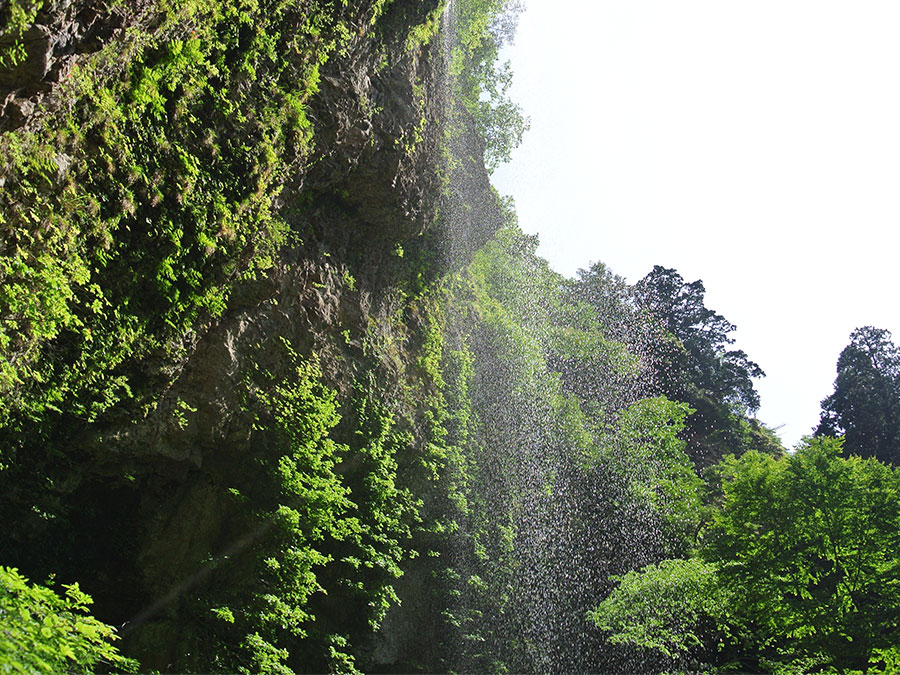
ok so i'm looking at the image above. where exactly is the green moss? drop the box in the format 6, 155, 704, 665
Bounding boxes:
0, 0, 370, 445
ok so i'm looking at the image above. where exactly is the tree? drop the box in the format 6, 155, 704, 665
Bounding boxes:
705, 437, 900, 673
592, 438, 900, 673
817, 326, 900, 464
633, 266, 763, 413
592, 396, 703, 556
632, 266, 771, 465
588, 558, 732, 667
449, 0, 529, 171
567, 261, 636, 343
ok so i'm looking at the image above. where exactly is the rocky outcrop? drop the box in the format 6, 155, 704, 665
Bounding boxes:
0, 0, 146, 130
0, 0, 509, 669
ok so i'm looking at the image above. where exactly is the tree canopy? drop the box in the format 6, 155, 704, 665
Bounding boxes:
631, 265, 775, 465
706, 436, 900, 672
817, 326, 900, 464
593, 437, 900, 674
633, 265, 763, 414
588, 557, 731, 663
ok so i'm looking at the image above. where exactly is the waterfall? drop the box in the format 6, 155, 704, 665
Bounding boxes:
368, 7, 680, 671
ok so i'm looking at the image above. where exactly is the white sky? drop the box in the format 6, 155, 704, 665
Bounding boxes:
490, 1, 900, 449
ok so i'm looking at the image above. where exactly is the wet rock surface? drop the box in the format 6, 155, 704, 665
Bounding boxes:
0, 0, 507, 668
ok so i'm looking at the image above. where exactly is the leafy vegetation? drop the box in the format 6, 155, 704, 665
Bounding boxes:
593, 437, 900, 674
189, 346, 421, 673
817, 326, 900, 464
707, 437, 900, 673
0, 0, 366, 442
0, 1, 43, 70
447, 0, 529, 170
633, 265, 782, 466
593, 396, 702, 555
588, 558, 731, 661
0, 566, 137, 674
3, 0, 900, 673
1, 0, 434, 671
395, 224, 712, 673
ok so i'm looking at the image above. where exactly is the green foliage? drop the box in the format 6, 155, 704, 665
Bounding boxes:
189, 342, 420, 673
594, 397, 702, 554
407, 226, 705, 672
405, 0, 448, 51
0, 8, 397, 666
401, 231, 557, 671
0, 566, 137, 674
0, 2, 806, 672
0, 0, 361, 446
469, 227, 638, 382
817, 326, 900, 464
447, 0, 529, 170
634, 265, 764, 414
432, 275, 549, 671
0, 0, 43, 69
593, 437, 900, 673
589, 558, 732, 660
704, 436, 900, 672
633, 265, 776, 466
567, 261, 636, 342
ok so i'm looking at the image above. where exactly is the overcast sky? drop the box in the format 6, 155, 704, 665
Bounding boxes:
490, 1, 900, 448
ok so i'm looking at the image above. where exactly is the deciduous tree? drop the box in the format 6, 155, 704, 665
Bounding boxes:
592, 437, 900, 673
705, 437, 900, 672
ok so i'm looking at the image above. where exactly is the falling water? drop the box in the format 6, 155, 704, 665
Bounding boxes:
368, 3, 679, 671
0, 0, 696, 670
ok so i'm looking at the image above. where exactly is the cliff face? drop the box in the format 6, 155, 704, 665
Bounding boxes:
1, 5, 726, 673
0, 0, 506, 670
0, 0, 130, 130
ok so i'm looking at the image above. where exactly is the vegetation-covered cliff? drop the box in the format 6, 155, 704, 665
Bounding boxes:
2, 1, 900, 674
0, 0, 506, 670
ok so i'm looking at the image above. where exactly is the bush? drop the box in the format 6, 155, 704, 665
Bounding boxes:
0, 566, 137, 674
